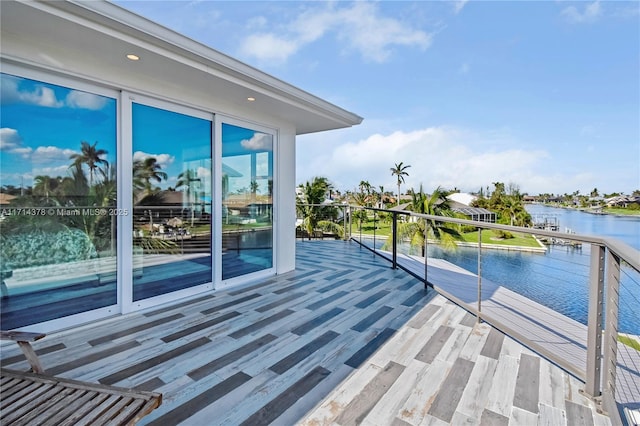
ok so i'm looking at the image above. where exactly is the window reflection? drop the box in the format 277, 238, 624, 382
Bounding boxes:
0, 74, 117, 329
132, 103, 212, 300
222, 123, 273, 279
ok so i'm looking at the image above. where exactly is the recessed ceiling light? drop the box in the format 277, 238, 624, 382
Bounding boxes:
126, 54, 140, 61
247, 97, 256, 102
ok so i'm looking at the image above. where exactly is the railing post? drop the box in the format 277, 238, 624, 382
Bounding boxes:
392, 211, 397, 269
601, 249, 621, 409
477, 228, 482, 324
344, 205, 349, 240
584, 244, 605, 399
359, 207, 362, 243
348, 205, 352, 240
373, 210, 377, 254
424, 231, 428, 288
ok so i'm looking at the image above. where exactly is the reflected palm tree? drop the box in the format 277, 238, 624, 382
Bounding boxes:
133, 157, 168, 199
176, 169, 198, 199
33, 176, 61, 202
69, 141, 108, 185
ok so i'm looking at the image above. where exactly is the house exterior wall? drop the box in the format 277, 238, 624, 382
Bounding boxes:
0, 1, 315, 332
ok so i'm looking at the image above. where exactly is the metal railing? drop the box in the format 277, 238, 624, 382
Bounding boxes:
298, 203, 640, 424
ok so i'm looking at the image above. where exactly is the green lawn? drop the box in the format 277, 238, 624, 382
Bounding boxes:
348, 218, 541, 249
222, 222, 270, 232
460, 230, 542, 248
619, 334, 640, 351
603, 207, 640, 216
350, 220, 393, 237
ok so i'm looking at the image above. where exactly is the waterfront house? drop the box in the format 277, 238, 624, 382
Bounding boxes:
0, 0, 362, 332
1, 3, 637, 425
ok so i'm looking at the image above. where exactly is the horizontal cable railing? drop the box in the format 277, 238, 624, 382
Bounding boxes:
298, 203, 639, 424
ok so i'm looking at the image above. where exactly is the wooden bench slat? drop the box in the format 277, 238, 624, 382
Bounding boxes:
31, 387, 89, 425
2, 383, 61, 423
0, 381, 53, 412
91, 396, 136, 425
0, 377, 31, 400
1, 368, 161, 425
1, 327, 162, 426
18, 386, 75, 425
46, 389, 93, 424
75, 394, 123, 426
59, 392, 112, 426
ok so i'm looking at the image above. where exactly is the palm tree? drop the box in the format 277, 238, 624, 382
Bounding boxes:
133, 157, 168, 198
69, 141, 109, 185
390, 185, 462, 256
350, 191, 369, 232
250, 180, 259, 203
296, 177, 342, 239
33, 175, 61, 201
390, 162, 411, 206
359, 180, 372, 195
61, 162, 90, 200
175, 169, 198, 193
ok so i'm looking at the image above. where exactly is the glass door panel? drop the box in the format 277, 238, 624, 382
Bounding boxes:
132, 103, 212, 301
221, 123, 273, 280
0, 73, 117, 329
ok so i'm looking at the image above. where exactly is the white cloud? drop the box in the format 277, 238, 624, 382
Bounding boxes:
11, 147, 34, 158
25, 86, 63, 108
133, 151, 175, 169
297, 126, 567, 195
1, 74, 108, 110
561, 1, 602, 23
0, 128, 34, 158
65, 91, 109, 110
240, 33, 298, 64
0, 128, 23, 151
31, 146, 78, 163
239, 2, 431, 64
32, 165, 70, 178
0, 76, 63, 107
453, 0, 469, 15
241, 133, 273, 150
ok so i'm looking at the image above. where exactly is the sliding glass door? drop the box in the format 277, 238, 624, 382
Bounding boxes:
0, 73, 117, 329
0, 72, 277, 330
131, 102, 212, 301
221, 123, 274, 280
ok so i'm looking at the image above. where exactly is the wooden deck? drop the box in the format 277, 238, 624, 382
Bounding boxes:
0, 241, 610, 425
392, 251, 639, 410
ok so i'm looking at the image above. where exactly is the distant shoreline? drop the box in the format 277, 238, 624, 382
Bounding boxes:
531, 202, 640, 217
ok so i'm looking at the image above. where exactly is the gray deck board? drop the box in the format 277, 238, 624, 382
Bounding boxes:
393, 251, 639, 408
0, 241, 612, 425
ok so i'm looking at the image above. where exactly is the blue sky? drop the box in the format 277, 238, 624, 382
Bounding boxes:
0, 74, 117, 187
17, 0, 634, 197
114, 0, 639, 196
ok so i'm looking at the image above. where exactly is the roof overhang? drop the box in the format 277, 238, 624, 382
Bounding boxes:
0, 0, 363, 135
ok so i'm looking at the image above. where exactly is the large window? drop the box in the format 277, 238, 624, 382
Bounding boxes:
132, 103, 212, 300
221, 123, 273, 280
0, 73, 117, 329
0, 72, 276, 330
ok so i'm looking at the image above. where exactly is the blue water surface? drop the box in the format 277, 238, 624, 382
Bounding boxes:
382, 205, 640, 334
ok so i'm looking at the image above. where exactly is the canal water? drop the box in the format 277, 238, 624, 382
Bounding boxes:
421, 205, 640, 334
